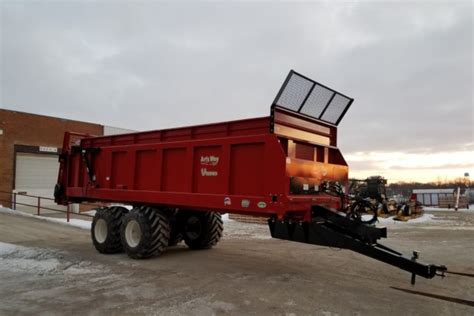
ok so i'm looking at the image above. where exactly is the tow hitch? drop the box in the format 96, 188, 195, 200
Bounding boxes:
268, 206, 447, 284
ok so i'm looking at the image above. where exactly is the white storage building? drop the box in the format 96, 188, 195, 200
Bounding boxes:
412, 189, 455, 206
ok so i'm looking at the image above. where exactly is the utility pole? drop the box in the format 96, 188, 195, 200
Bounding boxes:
464, 172, 470, 209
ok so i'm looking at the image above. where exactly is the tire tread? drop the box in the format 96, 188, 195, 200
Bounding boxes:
183, 212, 223, 250
91, 206, 128, 254
121, 206, 170, 259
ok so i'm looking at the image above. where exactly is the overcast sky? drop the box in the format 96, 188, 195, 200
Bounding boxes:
1, 1, 473, 182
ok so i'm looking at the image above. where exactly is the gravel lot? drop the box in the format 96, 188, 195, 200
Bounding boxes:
0, 211, 473, 315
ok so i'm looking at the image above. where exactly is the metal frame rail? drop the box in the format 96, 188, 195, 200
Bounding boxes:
0, 190, 96, 222
269, 206, 447, 284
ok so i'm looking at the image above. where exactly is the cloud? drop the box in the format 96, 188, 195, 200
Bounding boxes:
1, 1, 472, 181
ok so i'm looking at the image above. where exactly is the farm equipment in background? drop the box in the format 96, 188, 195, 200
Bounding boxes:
349, 176, 423, 221
394, 194, 424, 221
55, 70, 446, 284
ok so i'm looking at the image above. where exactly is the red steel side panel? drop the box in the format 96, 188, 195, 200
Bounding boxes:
57, 113, 347, 220
64, 133, 291, 217
135, 150, 158, 190
193, 146, 225, 194
81, 116, 270, 148
229, 143, 265, 196
162, 148, 188, 192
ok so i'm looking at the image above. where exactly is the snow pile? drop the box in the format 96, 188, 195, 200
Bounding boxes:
0, 207, 235, 231
0, 207, 91, 230
361, 213, 438, 226
376, 213, 436, 225
33, 216, 92, 230
0, 242, 18, 255
0, 242, 60, 274
0, 241, 108, 276
83, 210, 97, 216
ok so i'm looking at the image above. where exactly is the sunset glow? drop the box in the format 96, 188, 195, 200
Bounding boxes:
346, 150, 474, 183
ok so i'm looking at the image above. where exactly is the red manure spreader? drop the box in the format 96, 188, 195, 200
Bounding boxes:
55, 70, 446, 283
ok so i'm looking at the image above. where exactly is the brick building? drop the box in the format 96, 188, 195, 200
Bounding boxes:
0, 109, 132, 210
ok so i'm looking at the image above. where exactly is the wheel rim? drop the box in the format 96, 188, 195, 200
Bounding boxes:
94, 218, 108, 243
125, 220, 142, 248
185, 216, 202, 240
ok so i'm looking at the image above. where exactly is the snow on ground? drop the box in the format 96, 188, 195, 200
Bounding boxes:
1, 205, 466, 238
0, 207, 260, 238
223, 220, 270, 240
31, 216, 91, 230
0, 207, 91, 230
377, 213, 436, 225
0, 242, 19, 255
359, 212, 467, 230
0, 207, 233, 232
361, 213, 437, 226
0, 241, 107, 276
0, 241, 60, 274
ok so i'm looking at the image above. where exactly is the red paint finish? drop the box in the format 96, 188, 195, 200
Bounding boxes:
134, 150, 157, 190
193, 146, 225, 194
162, 148, 187, 192
56, 107, 348, 220
229, 143, 265, 196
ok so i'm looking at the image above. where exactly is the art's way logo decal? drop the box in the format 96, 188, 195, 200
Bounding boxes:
200, 155, 220, 176
201, 168, 218, 176
200, 156, 219, 166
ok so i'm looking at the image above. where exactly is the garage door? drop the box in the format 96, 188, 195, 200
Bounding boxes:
15, 153, 60, 212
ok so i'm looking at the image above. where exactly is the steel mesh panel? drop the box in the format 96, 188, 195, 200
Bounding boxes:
275, 73, 313, 111
273, 70, 353, 125
300, 84, 334, 118
320, 94, 351, 124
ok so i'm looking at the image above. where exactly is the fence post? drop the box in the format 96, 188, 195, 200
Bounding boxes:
37, 197, 41, 216
13, 192, 16, 210
67, 204, 70, 222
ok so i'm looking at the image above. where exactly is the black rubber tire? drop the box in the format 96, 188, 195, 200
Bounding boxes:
348, 198, 378, 225
91, 206, 128, 254
168, 215, 183, 246
168, 230, 183, 247
403, 204, 411, 216
121, 206, 170, 259
181, 211, 223, 250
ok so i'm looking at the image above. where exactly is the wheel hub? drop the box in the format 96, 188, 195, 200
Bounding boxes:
125, 220, 142, 248
94, 218, 108, 243
185, 216, 202, 240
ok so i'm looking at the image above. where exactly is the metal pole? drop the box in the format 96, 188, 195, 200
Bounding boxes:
13, 192, 16, 210
37, 197, 41, 216
67, 204, 70, 222
455, 187, 460, 211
